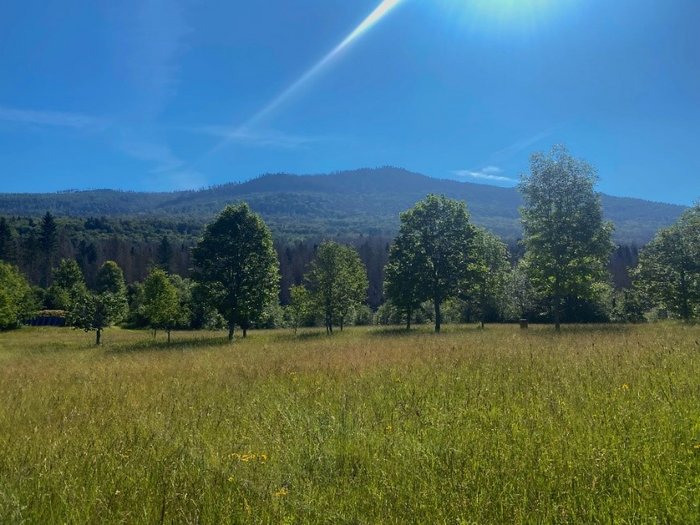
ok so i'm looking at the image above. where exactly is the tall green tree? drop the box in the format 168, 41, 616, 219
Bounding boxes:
634, 204, 700, 320
157, 236, 174, 271
141, 268, 183, 343
306, 241, 368, 334
463, 229, 511, 328
288, 284, 312, 334
0, 262, 34, 330
384, 232, 427, 329
68, 261, 128, 345
390, 194, 479, 333
192, 203, 279, 341
0, 218, 16, 263
45, 259, 85, 310
39, 212, 59, 287
519, 146, 614, 330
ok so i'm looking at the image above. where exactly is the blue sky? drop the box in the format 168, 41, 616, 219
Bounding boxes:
0, 0, 698, 204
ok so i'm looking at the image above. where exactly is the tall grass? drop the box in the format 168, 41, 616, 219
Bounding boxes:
1, 324, 699, 523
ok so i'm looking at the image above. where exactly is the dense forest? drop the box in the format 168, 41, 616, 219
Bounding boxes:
0, 168, 687, 244
0, 213, 639, 310
1, 154, 697, 339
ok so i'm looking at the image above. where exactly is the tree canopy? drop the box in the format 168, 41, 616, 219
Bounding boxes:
0, 261, 34, 330
519, 146, 614, 329
192, 203, 279, 341
634, 204, 700, 320
305, 241, 368, 334
387, 194, 479, 332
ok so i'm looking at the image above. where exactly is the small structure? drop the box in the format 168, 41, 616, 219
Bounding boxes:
27, 310, 67, 327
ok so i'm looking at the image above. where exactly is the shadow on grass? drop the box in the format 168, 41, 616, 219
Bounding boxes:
106, 335, 233, 354
368, 326, 427, 338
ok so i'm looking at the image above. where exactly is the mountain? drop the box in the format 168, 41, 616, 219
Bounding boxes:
0, 167, 687, 244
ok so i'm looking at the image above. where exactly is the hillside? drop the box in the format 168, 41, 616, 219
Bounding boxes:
0, 167, 686, 243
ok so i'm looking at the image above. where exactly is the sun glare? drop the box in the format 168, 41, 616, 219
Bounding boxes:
439, 0, 570, 31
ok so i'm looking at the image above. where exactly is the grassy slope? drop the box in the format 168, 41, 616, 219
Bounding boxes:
1, 324, 699, 523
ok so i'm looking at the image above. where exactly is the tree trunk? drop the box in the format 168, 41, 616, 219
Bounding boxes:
554, 297, 561, 332
480, 319, 485, 329
95, 328, 101, 346
242, 327, 247, 338
434, 299, 441, 333
228, 322, 235, 342
406, 307, 412, 330
167, 330, 171, 344
340, 317, 344, 332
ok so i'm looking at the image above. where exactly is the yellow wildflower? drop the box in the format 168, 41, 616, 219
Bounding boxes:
274, 487, 289, 497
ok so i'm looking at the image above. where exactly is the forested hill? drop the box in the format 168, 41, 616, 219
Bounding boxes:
0, 167, 687, 243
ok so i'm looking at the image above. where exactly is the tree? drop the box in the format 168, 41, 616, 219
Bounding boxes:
306, 241, 368, 334
68, 261, 128, 345
192, 203, 279, 341
141, 268, 183, 343
288, 284, 311, 334
45, 259, 86, 310
39, 212, 59, 287
0, 262, 34, 330
384, 231, 427, 329
463, 229, 510, 328
0, 218, 16, 263
505, 260, 537, 321
157, 236, 173, 271
634, 204, 700, 320
391, 194, 479, 333
519, 146, 614, 330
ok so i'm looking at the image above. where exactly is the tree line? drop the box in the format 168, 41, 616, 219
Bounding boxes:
1, 146, 698, 339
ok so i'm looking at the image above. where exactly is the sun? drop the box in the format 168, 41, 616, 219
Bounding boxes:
438, 0, 572, 31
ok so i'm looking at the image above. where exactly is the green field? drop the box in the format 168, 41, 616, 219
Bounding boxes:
1, 324, 699, 524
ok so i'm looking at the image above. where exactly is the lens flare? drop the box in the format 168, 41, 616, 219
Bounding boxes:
248, 0, 403, 127
209, 0, 403, 155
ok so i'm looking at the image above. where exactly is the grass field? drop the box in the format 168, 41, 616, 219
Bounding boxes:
1, 324, 699, 524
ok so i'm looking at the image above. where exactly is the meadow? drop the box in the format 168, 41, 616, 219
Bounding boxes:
1, 323, 699, 524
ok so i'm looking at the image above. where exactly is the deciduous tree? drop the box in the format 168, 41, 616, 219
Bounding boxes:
389, 194, 478, 333
68, 261, 128, 344
141, 267, 183, 343
0, 262, 34, 330
192, 204, 279, 341
306, 242, 368, 334
519, 146, 614, 330
634, 204, 700, 320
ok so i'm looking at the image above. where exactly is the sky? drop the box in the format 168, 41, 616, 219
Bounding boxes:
0, 0, 698, 204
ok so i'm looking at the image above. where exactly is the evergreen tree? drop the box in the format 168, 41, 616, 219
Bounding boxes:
39, 212, 59, 287
0, 218, 16, 263
519, 146, 614, 330
157, 236, 174, 271
192, 203, 279, 341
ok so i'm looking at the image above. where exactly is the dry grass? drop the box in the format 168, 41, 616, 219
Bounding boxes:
1, 323, 699, 523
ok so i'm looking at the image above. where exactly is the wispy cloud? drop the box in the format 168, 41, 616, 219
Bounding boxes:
191, 125, 324, 149
0, 105, 105, 130
119, 139, 185, 173
453, 166, 517, 183
491, 130, 552, 162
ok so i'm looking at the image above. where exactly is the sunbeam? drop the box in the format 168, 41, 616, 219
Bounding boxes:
208, 0, 403, 155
